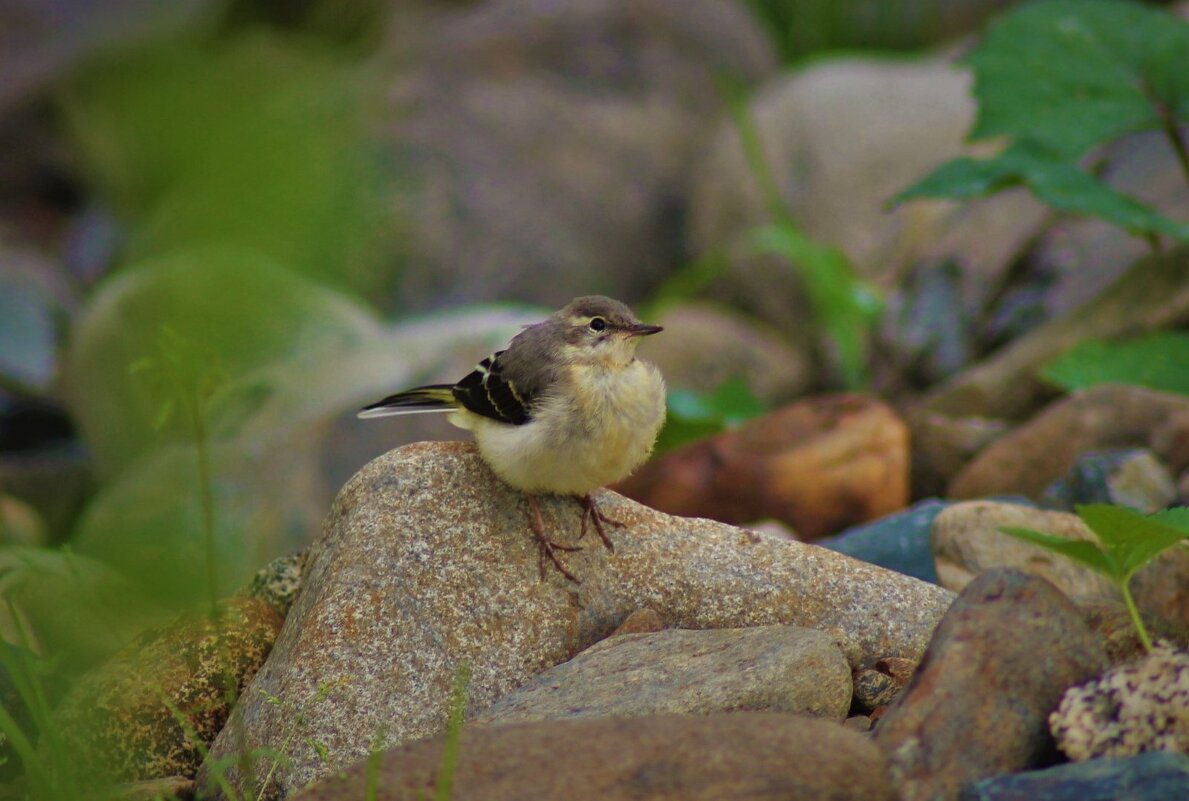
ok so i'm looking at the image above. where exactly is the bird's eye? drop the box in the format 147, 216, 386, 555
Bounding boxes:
588, 317, 607, 332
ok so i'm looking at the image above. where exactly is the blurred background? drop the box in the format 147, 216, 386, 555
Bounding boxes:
2, 0, 1187, 681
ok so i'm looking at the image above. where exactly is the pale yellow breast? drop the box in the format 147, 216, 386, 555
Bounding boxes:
468, 359, 666, 495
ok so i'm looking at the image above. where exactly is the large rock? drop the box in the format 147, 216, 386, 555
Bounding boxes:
473, 624, 852, 725
874, 569, 1108, 801
291, 713, 897, 801
385, 0, 775, 309
958, 752, 1189, 801
201, 442, 954, 798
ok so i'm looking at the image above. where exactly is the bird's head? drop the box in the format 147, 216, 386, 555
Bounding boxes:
552, 295, 663, 367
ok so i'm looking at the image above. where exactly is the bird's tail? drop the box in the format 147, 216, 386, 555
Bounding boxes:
357, 385, 456, 419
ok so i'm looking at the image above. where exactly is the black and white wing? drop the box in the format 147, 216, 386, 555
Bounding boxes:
451, 350, 533, 425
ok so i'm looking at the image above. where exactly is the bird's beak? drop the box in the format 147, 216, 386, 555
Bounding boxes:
625, 323, 664, 337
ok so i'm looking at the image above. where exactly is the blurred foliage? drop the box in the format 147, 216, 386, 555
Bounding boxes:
56, 30, 389, 295
725, 81, 882, 389
1042, 333, 1189, 396
656, 377, 766, 453
897, 0, 1189, 243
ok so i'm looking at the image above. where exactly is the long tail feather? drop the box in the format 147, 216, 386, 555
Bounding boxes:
357, 385, 456, 419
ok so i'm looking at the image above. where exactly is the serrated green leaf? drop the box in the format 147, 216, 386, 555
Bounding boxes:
999, 525, 1117, 575
1076, 503, 1189, 576
1042, 333, 1189, 395
967, 0, 1189, 158
896, 141, 1189, 240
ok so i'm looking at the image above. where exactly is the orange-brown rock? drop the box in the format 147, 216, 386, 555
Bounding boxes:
615, 394, 909, 539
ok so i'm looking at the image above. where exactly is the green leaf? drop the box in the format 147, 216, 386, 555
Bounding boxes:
1042, 333, 1189, 395
1152, 506, 1189, 533
998, 525, 1117, 575
1077, 503, 1189, 576
744, 222, 882, 388
967, 0, 1189, 158
657, 378, 766, 452
896, 141, 1189, 240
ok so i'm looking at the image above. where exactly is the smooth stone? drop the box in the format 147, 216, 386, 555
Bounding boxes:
958, 752, 1189, 801
615, 394, 910, 539
874, 569, 1108, 801
1051, 643, 1189, 761
472, 624, 851, 725
200, 442, 953, 798
931, 501, 1189, 631
818, 498, 948, 583
291, 713, 897, 801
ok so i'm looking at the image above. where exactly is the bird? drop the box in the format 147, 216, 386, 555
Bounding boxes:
358, 295, 667, 582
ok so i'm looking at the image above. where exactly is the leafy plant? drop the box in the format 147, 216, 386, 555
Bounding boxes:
896, 0, 1189, 245
130, 326, 227, 616
1001, 504, 1189, 650
1042, 332, 1189, 396
656, 378, 766, 453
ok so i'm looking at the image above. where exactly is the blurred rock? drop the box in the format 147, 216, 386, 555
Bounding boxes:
111, 776, 195, 801
1078, 597, 1189, 667
291, 713, 897, 801
874, 569, 1109, 801
473, 625, 852, 726
616, 394, 909, 539
959, 752, 1189, 801
52, 597, 282, 783
1051, 643, 1189, 761
0, 493, 47, 546
1029, 130, 1189, 322
636, 302, 813, 403
950, 386, 1189, 501
853, 657, 916, 714
1041, 449, 1178, 514
817, 498, 948, 583
931, 501, 1189, 631
385, 0, 775, 309
201, 441, 953, 798
924, 247, 1189, 422
609, 607, 664, 636
688, 56, 1046, 347
907, 408, 1009, 498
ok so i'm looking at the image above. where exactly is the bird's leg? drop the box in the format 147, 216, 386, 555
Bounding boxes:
527, 494, 582, 584
577, 493, 624, 553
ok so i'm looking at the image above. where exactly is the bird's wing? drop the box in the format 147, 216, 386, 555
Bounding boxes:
451, 350, 535, 425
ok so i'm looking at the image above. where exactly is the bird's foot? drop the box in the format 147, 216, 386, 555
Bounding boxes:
578, 493, 624, 553
528, 494, 582, 584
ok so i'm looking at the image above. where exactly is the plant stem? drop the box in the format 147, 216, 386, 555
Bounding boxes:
1161, 117, 1189, 190
191, 402, 219, 619
1119, 577, 1153, 652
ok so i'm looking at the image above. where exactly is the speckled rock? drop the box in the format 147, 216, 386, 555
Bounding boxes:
1051, 643, 1189, 761
874, 569, 1108, 801
201, 442, 954, 799
291, 713, 897, 801
931, 501, 1189, 631
854, 657, 917, 713
52, 598, 283, 782
473, 624, 851, 725
242, 550, 308, 617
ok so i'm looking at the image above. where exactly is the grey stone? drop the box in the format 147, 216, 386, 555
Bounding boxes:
959, 752, 1189, 801
1041, 449, 1178, 514
818, 498, 948, 583
473, 624, 851, 725
200, 442, 954, 799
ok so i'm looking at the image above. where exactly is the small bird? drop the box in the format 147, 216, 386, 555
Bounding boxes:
359, 296, 667, 582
